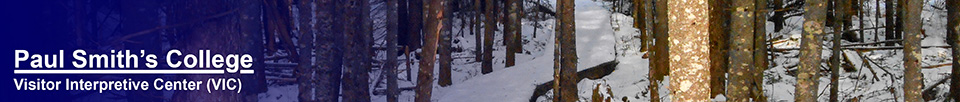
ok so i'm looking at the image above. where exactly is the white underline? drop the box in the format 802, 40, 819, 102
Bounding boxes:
13, 69, 255, 74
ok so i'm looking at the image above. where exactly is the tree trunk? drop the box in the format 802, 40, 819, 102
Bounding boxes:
342, 0, 372, 101
385, 0, 401, 101
239, 0, 266, 101
410, 0, 424, 49
416, 0, 444, 101
483, 0, 495, 74
295, 0, 315, 101
475, 0, 483, 62
771, 0, 786, 32
668, 0, 711, 101
708, 0, 729, 97
901, 0, 923, 101
165, 1, 253, 101
830, 0, 846, 101
635, 0, 648, 52
752, 0, 769, 101
552, 6, 563, 101
438, 0, 454, 87
797, 0, 826, 101
649, 0, 669, 101
949, 0, 960, 101
557, 0, 579, 101
727, 0, 756, 101
505, 0, 520, 67
317, 0, 344, 101
884, 0, 895, 46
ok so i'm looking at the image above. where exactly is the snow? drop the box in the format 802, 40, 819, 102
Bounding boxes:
256, 0, 958, 101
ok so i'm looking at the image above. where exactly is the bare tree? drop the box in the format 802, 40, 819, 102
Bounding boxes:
728, 0, 756, 101
385, 0, 401, 101
884, 0, 896, 46
504, 0, 522, 67
341, 0, 372, 101
556, 0, 579, 101
634, 0, 649, 52
416, 0, 446, 101
438, 0, 454, 87
752, 0, 769, 101
949, 0, 960, 101
295, 0, 315, 101
797, 0, 826, 101
829, 0, 847, 101
483, 0, 495, 74
708, 0, 729, 97
649, 0, 669, 101
667, 0, 711, 101
315, 0, 344, 101
901, 0, 923, 101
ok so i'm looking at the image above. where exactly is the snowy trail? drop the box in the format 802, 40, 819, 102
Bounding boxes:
433, 0, 618, 101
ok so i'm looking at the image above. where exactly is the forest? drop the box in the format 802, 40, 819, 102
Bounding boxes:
35, 0, 960, 101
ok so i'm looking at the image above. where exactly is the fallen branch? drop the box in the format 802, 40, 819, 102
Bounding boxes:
372, 87, 416, 95
921, 63, 951, 69
842, 40, 903, 47
529, 60, 619, 102
771, 45, 951, 51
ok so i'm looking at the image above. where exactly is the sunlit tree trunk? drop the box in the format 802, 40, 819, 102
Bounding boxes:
727, 0, 755, 101
901, 0, 923, 101
634, 0, 649, 52
797, 0, 826, 101
667, 0, 711, 101
416, 0, 445, 101
649, 0, 669, 101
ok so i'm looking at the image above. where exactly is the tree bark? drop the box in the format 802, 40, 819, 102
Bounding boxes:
505, 0, 520, 67
342, 0, 372, 101
830, 0, 846, 101
649, 0, 668, 101
635, 0, 649, 52
475, 0, 484, 62
556, 0, 579, 101
668, 0, 711, 101
709, 0, 729, 97
385, 0, 401, 101
416, 0, 445, 101
482, 0, 495, 74
901, 0, 923, 101
438, 0, 454, 87
797, 0, 826, 101
295, 0, 315, 101
727, 0, 756, 101
752, 0, 769, 101
948, 0, 960, 101
317, 0, 344, 101
884, 0, 896, 46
